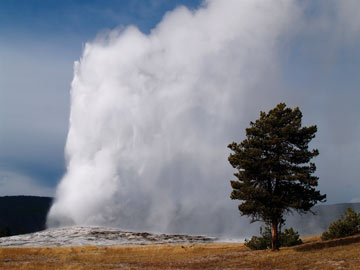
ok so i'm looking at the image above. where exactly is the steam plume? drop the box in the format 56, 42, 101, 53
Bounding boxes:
48, 0, 298, 237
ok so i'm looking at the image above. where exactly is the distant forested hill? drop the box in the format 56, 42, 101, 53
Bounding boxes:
0, 196, 52, 236
287, 202, 360, 236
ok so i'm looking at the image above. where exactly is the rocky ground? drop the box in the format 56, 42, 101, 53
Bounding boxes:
0, 226, 215, 247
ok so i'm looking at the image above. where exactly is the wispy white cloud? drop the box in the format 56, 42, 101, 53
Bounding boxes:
350, 198, 360, 203
0, 170, 54, 197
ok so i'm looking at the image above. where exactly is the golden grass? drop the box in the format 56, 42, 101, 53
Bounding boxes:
1, 236, 360, 270
296, 234, 360, 251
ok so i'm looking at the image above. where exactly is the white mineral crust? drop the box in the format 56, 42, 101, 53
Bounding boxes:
0, 226, 215, 247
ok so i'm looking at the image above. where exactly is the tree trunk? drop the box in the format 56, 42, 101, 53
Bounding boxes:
272, 221, 279, 251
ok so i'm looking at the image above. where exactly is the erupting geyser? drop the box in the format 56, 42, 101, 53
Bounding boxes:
47, 0, 298, 236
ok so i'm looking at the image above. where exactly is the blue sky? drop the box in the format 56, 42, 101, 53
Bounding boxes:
0, 0, 359, 205
0, 0, 201, 193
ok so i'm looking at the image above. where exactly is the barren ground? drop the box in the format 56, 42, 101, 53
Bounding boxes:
1, 235, 360, 269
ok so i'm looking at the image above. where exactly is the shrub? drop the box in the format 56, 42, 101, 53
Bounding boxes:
244, 226, 272, 250
321, 207, 360, 241
245, 225, 302, 250
280, 228, 303, 247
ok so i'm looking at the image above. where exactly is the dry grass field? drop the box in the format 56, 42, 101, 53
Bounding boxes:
1, 235, 360, 270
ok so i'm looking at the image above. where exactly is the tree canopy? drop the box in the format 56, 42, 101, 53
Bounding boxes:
228, 103, 326, 250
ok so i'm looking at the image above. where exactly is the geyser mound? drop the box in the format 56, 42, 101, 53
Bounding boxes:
0, 226, 215, 247
48, 0, 298, 237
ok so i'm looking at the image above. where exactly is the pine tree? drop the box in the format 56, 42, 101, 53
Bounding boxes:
228, 103, 326, 250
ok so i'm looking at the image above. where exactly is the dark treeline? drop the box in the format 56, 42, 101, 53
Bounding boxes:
0, 196, 359, 238
0, 196, 52, 237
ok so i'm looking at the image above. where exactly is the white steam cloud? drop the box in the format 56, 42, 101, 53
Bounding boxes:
48, 0, 299, 236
